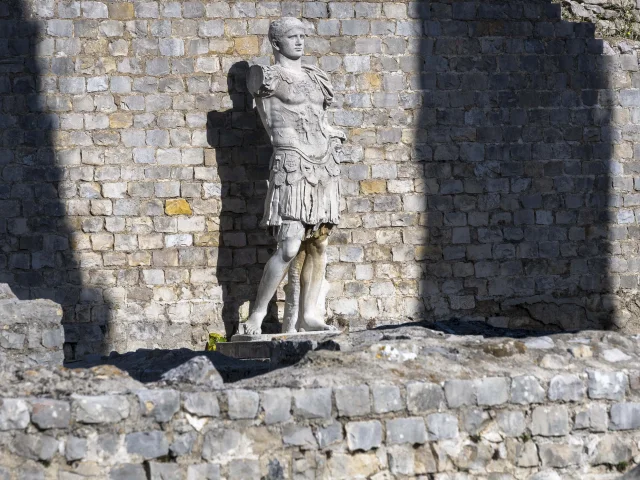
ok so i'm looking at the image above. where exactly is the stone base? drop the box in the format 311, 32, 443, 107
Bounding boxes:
218, 330, 342, 364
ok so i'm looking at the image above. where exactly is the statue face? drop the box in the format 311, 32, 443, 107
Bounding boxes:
273, 27, 305, 60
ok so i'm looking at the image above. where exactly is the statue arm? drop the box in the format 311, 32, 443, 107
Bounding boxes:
247, 64, 278, 98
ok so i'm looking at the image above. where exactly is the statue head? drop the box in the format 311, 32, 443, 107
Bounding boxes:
268, 17, 305, 60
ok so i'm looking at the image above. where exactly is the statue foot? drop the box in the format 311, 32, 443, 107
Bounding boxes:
241, 312, 263, 335
299, 314, 338, 332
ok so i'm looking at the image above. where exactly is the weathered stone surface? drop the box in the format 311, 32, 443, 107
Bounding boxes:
137, 389, 180, 423
170, 431, 197, 457
283, 425, 317, 448
335, 385, 371, 417
165, 198, 193, 215
548, 375, 584, 402
293, 388, 332, 419
125, 431, 169, 459
346, 420, 382, 451
30, 399, 70, 429
261, 388, 291, 424
12, 433, 58, 461
511, 376, 546, 405
386, 417, 427, 445
427, 413, 458, 440
183, 392, 220, 418
73, 395, 130, 424
406, 382, 444, 413
610, 403, 640, 430
0, 399, 30, 430
587, 370, 628, 401
160, 356, 224, 388
372, 385, 403, 413
538, 443, 582, 468
531, 406, 570, 437
476, 377, 510, 406
592, 435, 633, 465
444, 379, 476, 408
227, 389, 260, 419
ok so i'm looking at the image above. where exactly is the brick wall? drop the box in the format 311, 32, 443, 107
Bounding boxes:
2, 0, 640, 359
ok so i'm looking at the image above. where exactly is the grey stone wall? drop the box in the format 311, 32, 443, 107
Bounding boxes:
0, 283, 64, 367
2, 0, 640, 358
1, 328, 640, 478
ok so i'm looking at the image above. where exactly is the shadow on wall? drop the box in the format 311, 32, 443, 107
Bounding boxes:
0, 1, 110, 360
207, 61, 279, 337
416, 0, 615, 331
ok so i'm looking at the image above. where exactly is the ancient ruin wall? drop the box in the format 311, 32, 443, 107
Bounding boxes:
1, 329, 640, 479
3, 0, 640, 358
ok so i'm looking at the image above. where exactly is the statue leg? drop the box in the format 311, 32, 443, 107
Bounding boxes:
298, 234, 337, 331
242, 236, 301, 335
282, 248, 305, 333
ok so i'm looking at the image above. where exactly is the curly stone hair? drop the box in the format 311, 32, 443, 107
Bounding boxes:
268, 17, 305, 45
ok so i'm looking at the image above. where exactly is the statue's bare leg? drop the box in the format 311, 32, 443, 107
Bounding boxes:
282, 249, 305, 333
243, 237, 301, 335
298, 234, 337, 331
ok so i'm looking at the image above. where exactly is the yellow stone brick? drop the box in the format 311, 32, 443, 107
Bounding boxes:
234, 36, 260, 55
194, 233, 220, 247
362, 72, 381, 90
108, 3, 134, 20
109, 113, 132, 129
360, 179, 386, 194
165, 199, 193, 216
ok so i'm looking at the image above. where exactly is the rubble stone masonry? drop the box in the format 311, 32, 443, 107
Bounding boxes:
3, 0, 640, 358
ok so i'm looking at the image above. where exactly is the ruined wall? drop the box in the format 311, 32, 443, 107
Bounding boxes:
1, 328, 640, 479
2, 0, 640, 358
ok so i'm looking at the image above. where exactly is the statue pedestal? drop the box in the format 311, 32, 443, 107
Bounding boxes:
217, 330, 342, 365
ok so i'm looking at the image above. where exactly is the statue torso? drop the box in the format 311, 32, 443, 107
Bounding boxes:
254, 66, 331, 158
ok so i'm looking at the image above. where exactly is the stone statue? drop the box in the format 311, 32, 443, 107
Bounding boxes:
240, 17, 345, 335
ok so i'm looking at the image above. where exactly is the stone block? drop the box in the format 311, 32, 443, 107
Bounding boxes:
187, 464, 221, 480
497, 410, 526, 437
406, 382, 444, 413
548, 374, 584, 402
30, 399, 70, 429
183, 392, 219, 417
110, 464, 147, 480
427, 413, 458, 440
592, 435, 633, 466
588, 370, 628, 401
73, 395, 129, 424
260, 388, 291, 424
444, 379, 476, 408
372, 385, 403, 413
283, 425, 317, 448
335, 385, 370, 417
538, 443, 582, 468
386, 417, 427, 444
511, 375, 545, 404
12, 433, 58, 461
65, 436, 88, 461
149, 462, 182, 479
476, 377, 509, 406
169, 431, 196, 457
125, 431, 169, 459
531, 406, 570, 437
0, 399, 29, 430
293, 388, 332, 419
346, 420, 382, 452
316, 423, 343, 448
227, 389, 259, 419
610, 403, 640, 430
